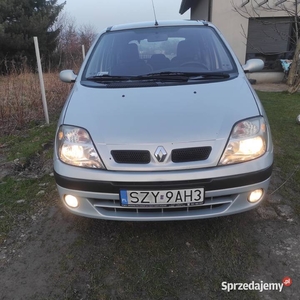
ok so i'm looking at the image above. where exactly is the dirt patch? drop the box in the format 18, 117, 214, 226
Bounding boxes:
253, 83, 290, 92
0, 141, 53, 181
0, 159, 299, 299
0, 204, 80, 299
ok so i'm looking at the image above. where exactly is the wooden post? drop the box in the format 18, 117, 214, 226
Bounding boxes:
34, 36, 49, 124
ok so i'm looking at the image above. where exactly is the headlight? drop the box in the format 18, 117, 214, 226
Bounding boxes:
219, 117, 267, 165
56, 125, 105, 169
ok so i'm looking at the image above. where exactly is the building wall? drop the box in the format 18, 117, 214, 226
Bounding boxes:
190, 0, 293, 64
211, 1, 248, 63
191, 0, 210, 21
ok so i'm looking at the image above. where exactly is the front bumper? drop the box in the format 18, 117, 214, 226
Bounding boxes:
54, 164, 272, 221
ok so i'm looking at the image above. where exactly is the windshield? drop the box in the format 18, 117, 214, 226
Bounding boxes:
83, 25, 237, 80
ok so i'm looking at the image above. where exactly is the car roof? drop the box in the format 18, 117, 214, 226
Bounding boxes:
108, 19, 210, 32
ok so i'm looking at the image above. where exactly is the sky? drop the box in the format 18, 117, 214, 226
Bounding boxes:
58, 0, 190, 30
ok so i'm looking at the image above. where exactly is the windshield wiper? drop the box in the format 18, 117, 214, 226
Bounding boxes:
86, 73, 190, 83
86, 72, 231, 83
131, 72, 191, 81
189, 72, 230, 80
132, 71, 230, 81
85, 75, 131, 82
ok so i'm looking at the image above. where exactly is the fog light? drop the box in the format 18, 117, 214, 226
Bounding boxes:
248, 189, 263, 203
64, 195, 79, 208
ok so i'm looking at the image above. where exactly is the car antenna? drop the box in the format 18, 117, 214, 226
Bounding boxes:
151, 0, 159, 26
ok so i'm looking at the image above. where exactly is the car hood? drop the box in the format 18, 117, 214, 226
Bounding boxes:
64, 77, 259, 145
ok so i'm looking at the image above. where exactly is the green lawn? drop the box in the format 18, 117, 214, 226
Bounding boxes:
258, 91, 300, 212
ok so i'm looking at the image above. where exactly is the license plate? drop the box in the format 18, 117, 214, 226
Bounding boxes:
120, 188, 204, 207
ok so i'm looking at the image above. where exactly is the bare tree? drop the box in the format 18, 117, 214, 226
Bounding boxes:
78, 24, 97, 52
232, 0, 300, 93
54, 13, 97, 71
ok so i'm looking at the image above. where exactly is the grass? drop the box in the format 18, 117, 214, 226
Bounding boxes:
0, 121, 57, 161
0, 119, 58, 243
257, 91, 300, 213
58, 215, 259, 300
0, 176, 56, 241
0, 88, 300, 299
0, 71, 70, 134
0, 70, 67, 240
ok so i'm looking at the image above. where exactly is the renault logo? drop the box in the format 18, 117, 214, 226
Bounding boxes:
154, 146, 167, 162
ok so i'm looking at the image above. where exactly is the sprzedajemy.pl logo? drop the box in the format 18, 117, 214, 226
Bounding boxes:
222, 277, 292, 293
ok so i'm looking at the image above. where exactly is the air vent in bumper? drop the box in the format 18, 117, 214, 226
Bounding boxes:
172, 147, 212, 163
111, 150, 151, 164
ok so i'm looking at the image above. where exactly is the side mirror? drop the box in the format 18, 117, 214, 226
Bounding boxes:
242, 59, 264, 73
59, 70, 77, 83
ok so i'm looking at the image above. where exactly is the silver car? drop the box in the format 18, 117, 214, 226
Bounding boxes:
54, 20, 273, 221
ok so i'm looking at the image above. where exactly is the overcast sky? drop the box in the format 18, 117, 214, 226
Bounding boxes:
58, 0, 190, 30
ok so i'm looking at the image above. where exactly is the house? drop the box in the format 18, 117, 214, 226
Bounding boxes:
179, 0, 297, 82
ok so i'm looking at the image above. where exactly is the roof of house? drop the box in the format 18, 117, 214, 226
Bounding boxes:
179, 0, 195, 14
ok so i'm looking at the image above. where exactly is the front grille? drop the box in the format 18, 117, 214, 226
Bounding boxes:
111, 150, 150, 164
172, 147, 212, 163
88, 195, 234, 218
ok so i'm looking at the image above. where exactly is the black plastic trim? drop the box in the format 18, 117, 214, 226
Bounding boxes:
54, 165, 273, 193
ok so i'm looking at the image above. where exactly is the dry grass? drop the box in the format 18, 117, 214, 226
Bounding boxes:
0, 71, 71, 134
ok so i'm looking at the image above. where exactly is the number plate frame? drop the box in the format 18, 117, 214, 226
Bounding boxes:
120, 188, 205, 207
